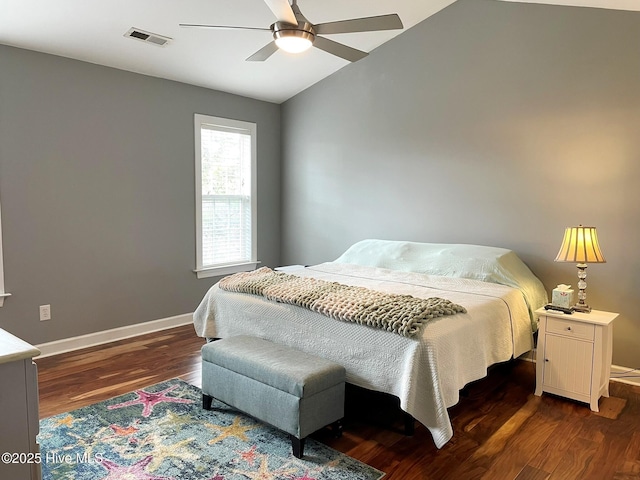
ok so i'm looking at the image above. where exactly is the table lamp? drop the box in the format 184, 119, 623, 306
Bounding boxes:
554, 225, 606, 313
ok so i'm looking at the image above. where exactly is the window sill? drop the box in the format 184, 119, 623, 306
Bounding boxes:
194, 262, 260, 279
0, 293, 11, 308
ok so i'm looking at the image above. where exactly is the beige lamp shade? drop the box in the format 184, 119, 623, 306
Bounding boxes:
554, 226, 606, 264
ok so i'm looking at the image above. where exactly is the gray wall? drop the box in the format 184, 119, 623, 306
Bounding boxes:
281, 0, 640, 367
0, 45, 281, 344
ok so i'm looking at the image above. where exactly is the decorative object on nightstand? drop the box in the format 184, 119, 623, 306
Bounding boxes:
551, 284, 574, 309
534, 307, 617, 412
545, 284, 575, 313
554, 225, 606, 313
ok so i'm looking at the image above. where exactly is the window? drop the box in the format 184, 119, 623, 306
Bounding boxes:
194, 114, 258, 279
0, 198, 8, 306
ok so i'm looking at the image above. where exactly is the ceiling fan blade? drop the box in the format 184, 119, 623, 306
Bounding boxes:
179, 24, 270, 32
263, 0, 298, 25
313, 36, 368, 62
315, 14, 403, 35
246, 41, 279, 61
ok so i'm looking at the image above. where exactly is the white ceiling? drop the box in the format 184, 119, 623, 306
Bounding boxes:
0, 0, 637, 104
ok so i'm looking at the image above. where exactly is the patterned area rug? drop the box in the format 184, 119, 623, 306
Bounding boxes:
38, 379, 384, 480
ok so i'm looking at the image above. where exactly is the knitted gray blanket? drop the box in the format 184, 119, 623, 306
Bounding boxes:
219, 267, 466, 337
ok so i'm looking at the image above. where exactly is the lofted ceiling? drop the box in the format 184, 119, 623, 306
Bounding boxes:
0, 0, 637, 104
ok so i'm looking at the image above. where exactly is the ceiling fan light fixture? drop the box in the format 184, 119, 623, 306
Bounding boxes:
275, 33, 313, 53
272, 23, 314, 54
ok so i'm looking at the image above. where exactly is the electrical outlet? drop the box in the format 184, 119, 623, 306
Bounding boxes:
39, 304, 51, 321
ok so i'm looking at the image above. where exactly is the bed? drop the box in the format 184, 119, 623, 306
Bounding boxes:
192, 239, 548, 448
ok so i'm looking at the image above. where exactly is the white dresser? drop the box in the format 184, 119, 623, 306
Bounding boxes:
534, 308, 617, 412
0, 329, 41, 480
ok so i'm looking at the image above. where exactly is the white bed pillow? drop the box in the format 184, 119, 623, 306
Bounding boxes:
334, 239, 548, 327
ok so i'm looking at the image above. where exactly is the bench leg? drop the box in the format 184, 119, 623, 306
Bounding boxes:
332, 419, 343, 438
291, 436, 306, 459
203, 394, 213, 410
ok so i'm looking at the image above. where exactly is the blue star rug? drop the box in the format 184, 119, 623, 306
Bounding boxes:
38, 378, 384, 480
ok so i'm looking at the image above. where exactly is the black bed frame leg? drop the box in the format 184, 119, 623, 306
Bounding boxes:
291, 436, 306, 458
202, 394, 213, 410
404, 412, 415, 436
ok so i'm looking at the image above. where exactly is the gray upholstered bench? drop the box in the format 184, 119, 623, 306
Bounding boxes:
201, 335, 346, 458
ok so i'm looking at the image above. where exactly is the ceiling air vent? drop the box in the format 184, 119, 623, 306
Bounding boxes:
124, 28, 172, 47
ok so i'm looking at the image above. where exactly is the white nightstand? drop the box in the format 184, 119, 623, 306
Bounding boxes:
534, 307, 617, 412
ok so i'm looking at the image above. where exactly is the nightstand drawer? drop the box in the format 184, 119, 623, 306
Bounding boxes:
547, 317, 595, 341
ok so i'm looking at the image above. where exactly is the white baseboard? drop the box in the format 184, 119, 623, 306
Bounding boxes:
610, 365, 640, 387
518, 350, 640, 387
35, 313, 193, 358
518, 349, 536, 363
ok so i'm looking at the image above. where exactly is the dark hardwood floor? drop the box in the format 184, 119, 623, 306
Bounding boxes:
35, 325, 640, 480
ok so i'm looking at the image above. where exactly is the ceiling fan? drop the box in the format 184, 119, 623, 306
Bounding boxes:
180, 0, 403, 62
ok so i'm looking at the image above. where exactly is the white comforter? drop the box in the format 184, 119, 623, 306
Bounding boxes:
192, 262, 534, 448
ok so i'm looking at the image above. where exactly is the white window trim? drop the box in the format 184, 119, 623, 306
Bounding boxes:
194, 114, 258, 279
0, 199, 9, 307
